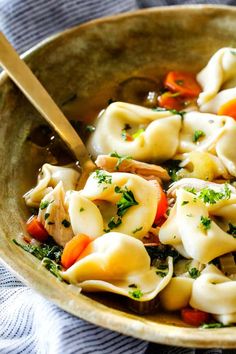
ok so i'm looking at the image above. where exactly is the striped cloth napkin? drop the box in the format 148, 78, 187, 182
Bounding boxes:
0, 1, 235, 353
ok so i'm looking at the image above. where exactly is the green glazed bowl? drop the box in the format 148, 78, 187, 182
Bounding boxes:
1, 5, 236, 348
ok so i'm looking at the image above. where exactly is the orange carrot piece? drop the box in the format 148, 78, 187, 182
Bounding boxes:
61, 234, 91, 269
181, 307, 211, 327
218, 99, 236, 120
154, 184, 168, 225
157, 91, 184, 110
26, 216, 49, 242
164, 71, 201, 98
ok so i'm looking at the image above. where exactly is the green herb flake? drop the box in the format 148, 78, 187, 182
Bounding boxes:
132, 226, 143, 234
109, 151, 132, 171
201, 322, 225, 329
61, 219, 71, 228
107, 216, 122, 230
227, 223, 236, 238
42, 258, 63, 281
185, 187, 197, 195
186, 213, 193, 217
13, 239, 62, 262
47, 221, 55, 225
156, 270, 167, 278
199, 184, 231, 205
40, 200, 50, 210
188, 267, 201, 279
94, 170, 112, 185
116, 187, 138, 217
200, 216, 211, 231
181, 201, 189, 206
128, 284, 138, 288
44, 213, 50, 220
132, 128, 145, 139
129, 289, 143, 299
79, 207, 85, 212
193, 130, 205, 143
85, 125, 95, 133
152, 107, 186, 119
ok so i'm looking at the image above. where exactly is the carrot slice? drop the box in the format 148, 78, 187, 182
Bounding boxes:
154, 184, 168, 225
164, 71, 201, 98
157, 91, 184, 110
218, 99, 236, 120
26, 216, 49, 242
181, 307, 211, 327
61, 234, 91, 269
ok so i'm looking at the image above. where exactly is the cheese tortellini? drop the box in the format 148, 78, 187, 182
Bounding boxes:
24, 163, 80, 207
62, 232, 173, 301
197, 47, 236, 112
159, 180, 236, 263
87, 102, 182, 162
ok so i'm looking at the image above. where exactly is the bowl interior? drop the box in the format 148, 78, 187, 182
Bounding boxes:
1, 5, 236, 348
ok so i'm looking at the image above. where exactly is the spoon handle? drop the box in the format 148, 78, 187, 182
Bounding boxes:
0, 32, 95, 171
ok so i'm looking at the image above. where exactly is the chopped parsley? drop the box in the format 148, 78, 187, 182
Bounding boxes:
42, 258, 63, 281
199, 184, 231, 204
188, 267, 201, 279
132, 128, 145, 139
40, 200, 52, 210
107, 216, 122, 230
128, 284, 137, 288
79, 207, 85, 212
152, 107, 186, 119
132, 226, 143, 234
13, 239, 62, 262
44, 213, 50, 220
61, 219, 71, 228
109, 151, 132, 171
200, 216, 211, 231
85, 125, 95, 133
94, 170, 112, 185
115, 186, 138, 217
145, 244, 180, 264
185, 187, 197, 195
129, 289, 143, 299
156, 270, 167, 278
201, 322, 225, 329
181, 201, 189, 206
193, 130, 205, 143
164, 159, 181, 182
227, 223, 236, 238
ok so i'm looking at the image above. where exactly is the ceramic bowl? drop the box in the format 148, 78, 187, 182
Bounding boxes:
1, 5, 236, 348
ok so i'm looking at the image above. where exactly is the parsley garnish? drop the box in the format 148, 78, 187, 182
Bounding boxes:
79, 207, 85, 212
128, 284, 137, 288
193, 130, 205, 143
156, 271, 167, 278
94, 170, 112, 185
40, 200, 50, 210
188, 267, 201, 279
227, 223, 236, 238
181, 201, 189, 206
85, 125, 95, 133
129, 289, 143, 299
132, 128, 144, 139
199, 184, 231, 204
152, 107, 186, 119
201, 322, 225, 329
44, 213, 50, 220
42, 258, 63, 281
185, 187, 197, 195
200, 216, 211, 231
107, 216, 122, 230
13, 239, 62, 262
115, 186, 138, 217
164, 159, 181, 182
132, 226, 143, 234
109, 151, 132, 171
61, 219, 70, 228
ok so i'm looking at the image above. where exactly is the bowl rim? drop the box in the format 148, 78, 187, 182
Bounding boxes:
1, 4, 236, 348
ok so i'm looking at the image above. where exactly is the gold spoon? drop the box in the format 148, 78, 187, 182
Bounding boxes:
0, 31, 96, 188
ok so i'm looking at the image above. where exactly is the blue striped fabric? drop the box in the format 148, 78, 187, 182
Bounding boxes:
0, 0, 234, 353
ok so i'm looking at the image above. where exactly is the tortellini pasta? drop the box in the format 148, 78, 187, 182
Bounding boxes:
197, 47, 236, 111
80, 170, 158, 239
159, 181, 236, 263
87, 102, 182, 162
24, 163, 80, 207
61, 232, 173, 301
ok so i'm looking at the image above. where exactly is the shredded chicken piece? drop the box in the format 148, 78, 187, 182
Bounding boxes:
95, 155, 170, 183
38, 182, 74, 247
